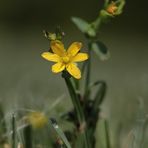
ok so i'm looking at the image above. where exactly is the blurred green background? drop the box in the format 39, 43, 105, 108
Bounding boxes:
0, 0, 148, 146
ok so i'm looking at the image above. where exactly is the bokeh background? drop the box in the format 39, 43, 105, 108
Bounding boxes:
0, 0, 148, 146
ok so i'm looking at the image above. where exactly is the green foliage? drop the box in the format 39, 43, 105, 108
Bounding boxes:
71, 17, 96, 37
71, 17, 90, 34
91, 41, 110, 61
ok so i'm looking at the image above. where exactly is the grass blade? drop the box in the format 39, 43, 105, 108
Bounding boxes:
12, 113, 16, 148
49, 118, 72, 148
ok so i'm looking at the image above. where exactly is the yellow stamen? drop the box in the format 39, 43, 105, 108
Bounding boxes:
62, 56, 70, 63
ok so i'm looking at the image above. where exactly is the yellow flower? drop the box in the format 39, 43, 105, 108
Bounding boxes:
106, 1, 118, 15
41, 40, 88, 79
27, 112, 48, 129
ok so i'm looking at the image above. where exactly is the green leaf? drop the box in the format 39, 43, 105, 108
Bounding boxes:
71, 17, 90, 33
71, 17, 96, 37
91, 41, 110, 61
92, 81, 107, 111
87, 25, 96, 37
84, 80, 106, 111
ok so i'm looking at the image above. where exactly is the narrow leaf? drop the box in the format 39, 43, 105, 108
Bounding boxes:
49, 118, 72, 148
92, 81, 107, 111
12, 113, 16, 148
96, 119, 111, 148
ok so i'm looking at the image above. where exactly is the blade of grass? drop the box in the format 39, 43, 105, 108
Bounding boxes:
64, 76, 90, 148
104, 120, 111, 148
23, 125, 32, 148
49, 118, 72, 148
12, 113, 16, 148
97, 119, 111, 148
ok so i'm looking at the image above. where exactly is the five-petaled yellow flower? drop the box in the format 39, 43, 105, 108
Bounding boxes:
41, 40, 88, 79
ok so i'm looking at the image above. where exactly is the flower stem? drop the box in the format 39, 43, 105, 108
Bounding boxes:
64, 77, 84, 123
12, 114, 16, 148
64, 77, 90, 148
84, 43, 91, 99
104, 120, 111, 148
92, 11, 106, 32
92, 17, 102, 31
24, 125, 32, 148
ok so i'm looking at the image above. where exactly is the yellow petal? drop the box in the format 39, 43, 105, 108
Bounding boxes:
72, 53, 88, 62
50, 40, 65, 56
41, 52, 60, 62
66, 63, 81, 79
67, 42, 82, 57
52, 62, 65, 73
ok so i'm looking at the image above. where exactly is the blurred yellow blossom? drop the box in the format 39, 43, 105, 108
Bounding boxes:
27, 112, 48, 129
41, 40, 88, 79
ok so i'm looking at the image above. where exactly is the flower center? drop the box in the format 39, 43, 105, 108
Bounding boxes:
62, 56, 70, 63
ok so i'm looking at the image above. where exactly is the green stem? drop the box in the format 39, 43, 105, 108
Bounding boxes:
92, 17, 102, 31
73, 78, 80, 91
64, 77, 84, 123
12, 113, 16, 148
24, 125, 32, 148
84, 11, 107, 96
104, 120, 111, 148
91, 11, 107, 33
84, 44, 91, 99
84, 131, 90, 148
64, 77, 90, 148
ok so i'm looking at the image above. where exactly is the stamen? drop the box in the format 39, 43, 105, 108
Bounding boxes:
62, 56, 70, 63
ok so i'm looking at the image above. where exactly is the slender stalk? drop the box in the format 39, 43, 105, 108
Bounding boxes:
84, 10, 107, 97
64, 77, 90, 148
92, 11, 107, 32
104, 120, 111, 148
64, 77, 84, 123
24, 125, 32, 148
12, 113, 16, 148
92, 17, 102, 31
72, 77, 80, 91
83, 131, 90, 148
84, 43, 91, 99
